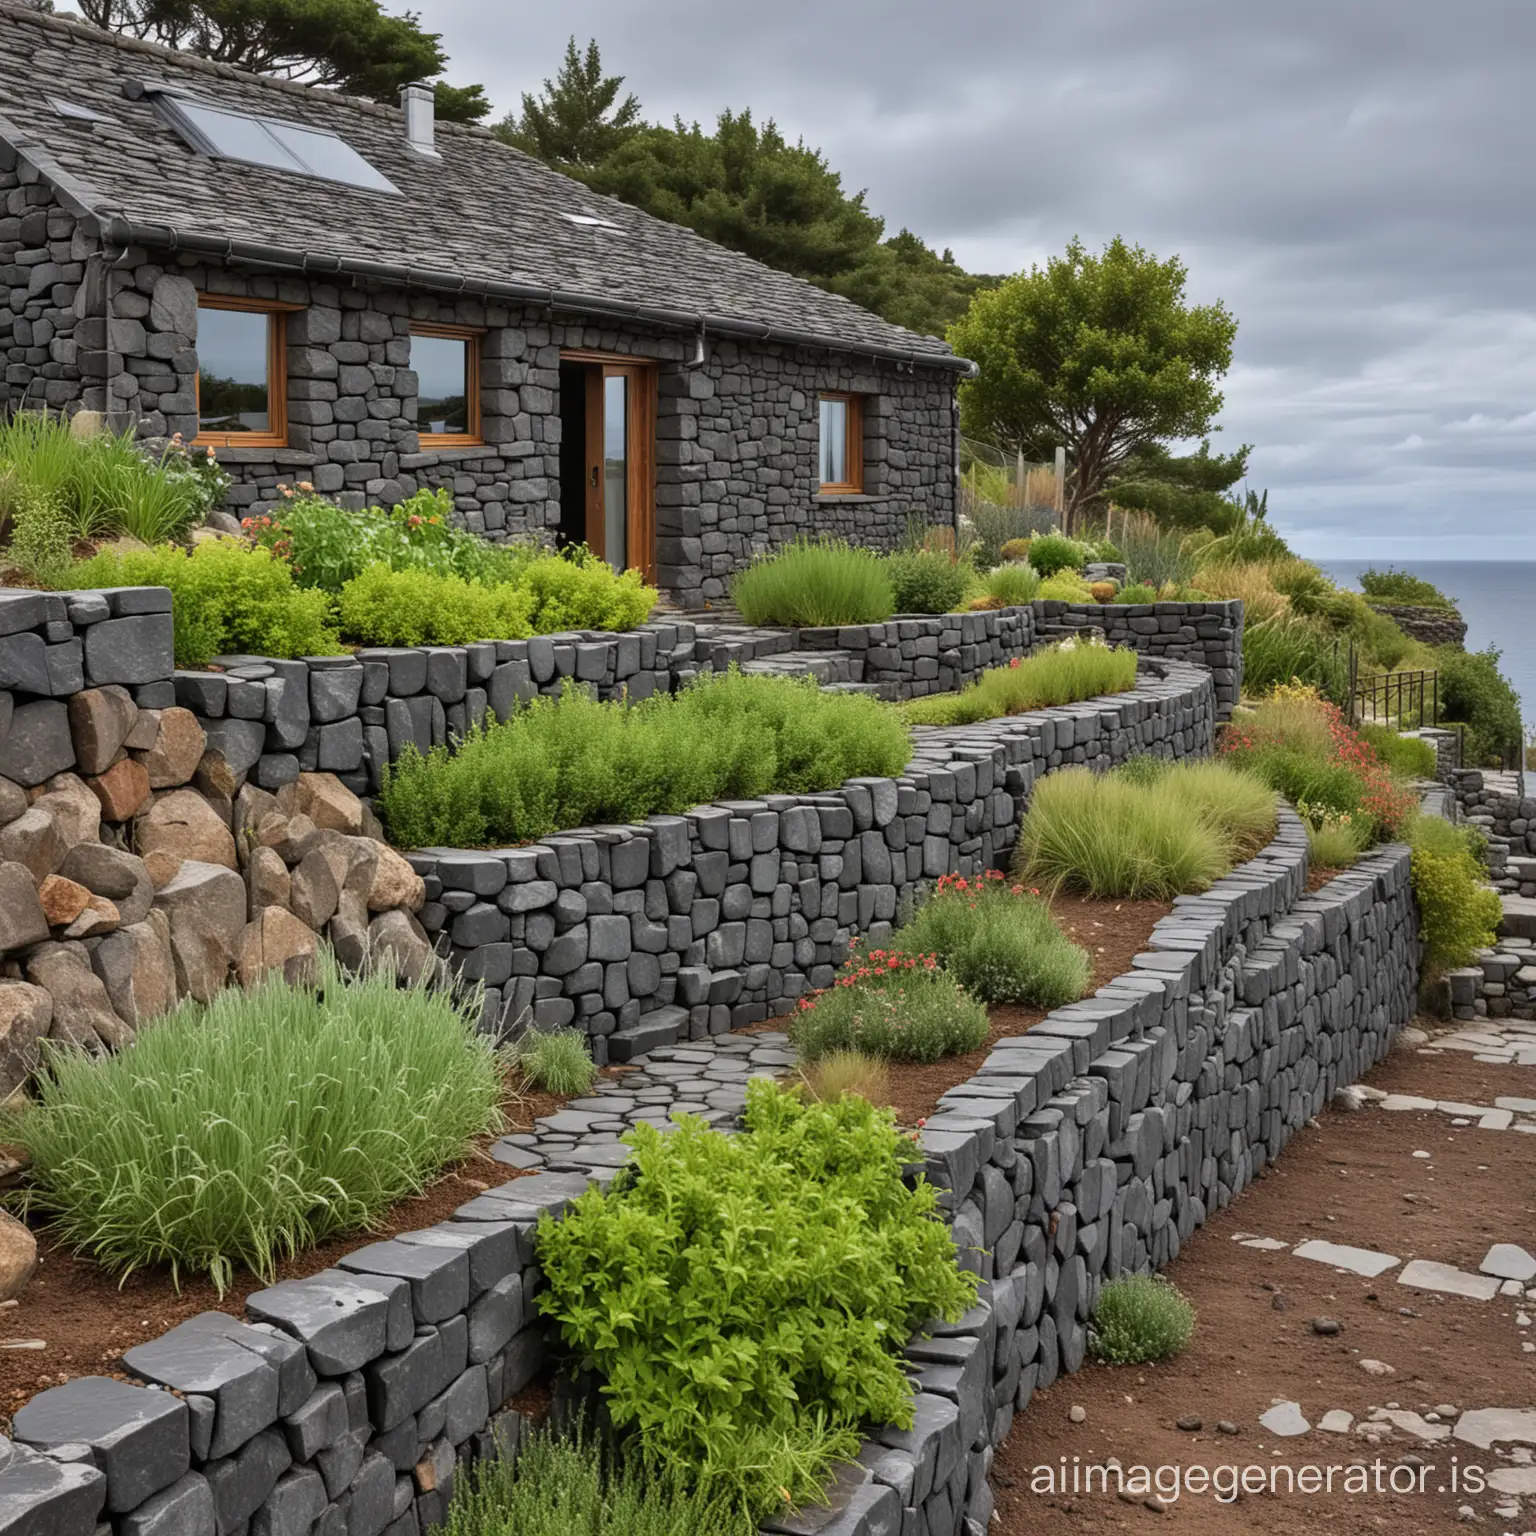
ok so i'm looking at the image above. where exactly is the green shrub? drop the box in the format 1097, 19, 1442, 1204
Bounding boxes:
1015, 761, 1276, 899
790, 945, 989, 1063
1025, 531, 1089, 577
884, 549, 973, 614
1242, 611, 1350, 702
6, 483, 74, 587
983, 562, 1040, 606
1359, 567, 1455, 609
1091, 1275, 1196, 1364
1115, 582, 1159, 604
72, 540, 341, 666
446, 1427, 741, 1536
536, 1081, 977, 1524
337, 564, 537, 646
1436, 646, 1523, 767
1036, 569, 1093, 602
516, 549, 656, 633
731, 537, 894, 626
903, 640, 1138, 728
895, 871, 1089, 1006
1410, 815, 1502, 976
4, 953, 503, 1290
516, 1028, 598, 1096
1357, 724, 1437, 780
380, 670, 912, 847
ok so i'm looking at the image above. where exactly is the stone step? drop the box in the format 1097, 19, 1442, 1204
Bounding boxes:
607, 1005, 688, 1062
1498, 895, 1536, 942
739, 651, 858, 685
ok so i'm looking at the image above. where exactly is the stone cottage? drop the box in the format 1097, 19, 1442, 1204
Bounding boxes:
0, 2, 969, 604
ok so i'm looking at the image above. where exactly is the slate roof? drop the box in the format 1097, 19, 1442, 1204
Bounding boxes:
0, 3, 961, 368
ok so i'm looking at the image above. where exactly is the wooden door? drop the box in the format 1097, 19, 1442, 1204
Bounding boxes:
580, 361, 656, 581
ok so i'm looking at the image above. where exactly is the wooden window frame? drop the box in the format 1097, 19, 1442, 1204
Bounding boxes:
411, 321, 483, 448
194, 294, 297, 450
818, 391, 864, 495
564, 352, 657, 583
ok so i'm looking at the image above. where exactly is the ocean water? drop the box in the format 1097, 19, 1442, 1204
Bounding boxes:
1321, 560, 1535, 734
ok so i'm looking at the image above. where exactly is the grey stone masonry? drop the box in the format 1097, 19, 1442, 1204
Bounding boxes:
1452, 769, 1534, 894
409, 659, 1217, 1062
0, 813, 1422, 1536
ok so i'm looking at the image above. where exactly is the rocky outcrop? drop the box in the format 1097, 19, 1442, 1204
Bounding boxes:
0, 646, 433, 1096
1368, 601, 1467, 648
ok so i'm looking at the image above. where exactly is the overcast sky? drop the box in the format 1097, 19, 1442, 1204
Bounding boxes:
420, 0, 1533, 561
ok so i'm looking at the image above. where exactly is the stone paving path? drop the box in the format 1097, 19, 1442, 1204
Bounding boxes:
489, 1031, 795, 1174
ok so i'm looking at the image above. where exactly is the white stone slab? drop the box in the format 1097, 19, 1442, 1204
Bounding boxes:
1239, 1237, 1289, 1251
1317, 1409, 1354, 1434
1397, 1260, 1501, 1301
1370, 1409, 1450, 1441
1292, 1239, 1401, 1277
1480, 1243, 1536, 1282
1380, 1094, 1439, 1111
1438, 1100, 1488, 1115
1454, 1408, 1536, 1449
1479, 1110, 1515, 1129
1495, 1097, 1536, 1112
1488, 1467, 1536, 1496
1259, 1401, 1310, 1437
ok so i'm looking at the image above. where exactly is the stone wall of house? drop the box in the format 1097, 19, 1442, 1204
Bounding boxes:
407, 660, 1217, 1062
0, 820, 1421, 1536
2, 222, 957, 606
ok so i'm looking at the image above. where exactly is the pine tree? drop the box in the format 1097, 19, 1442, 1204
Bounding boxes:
494, 37, 641, 169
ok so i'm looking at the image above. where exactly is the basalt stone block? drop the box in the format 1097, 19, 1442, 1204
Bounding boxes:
83, 613, 174, 687
309, 666, 364, 724
0, 633, 50, 695
0, 701, 73, 787
179, 1314, 316, 1418
200, 718, 267, 777
464, 1274, 523, 1365
250, 1467, 326, 1536
203, 1429, 291, 1536
364, 1331, 448, 1432
13, 1377, 187, 1514
282, 1385, 349, 1464
119, 1471, 215, 1536
338, 1241, 469, 1324
396, 1223, 521, 1298
0, 592, 48, 637
246, 1270, 411, 1376
0, 1445, 106, 1536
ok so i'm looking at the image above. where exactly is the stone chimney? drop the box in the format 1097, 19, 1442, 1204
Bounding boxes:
400, 82, 438, 158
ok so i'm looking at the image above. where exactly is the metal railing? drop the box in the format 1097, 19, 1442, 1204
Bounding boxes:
1350, 668, 1439, 730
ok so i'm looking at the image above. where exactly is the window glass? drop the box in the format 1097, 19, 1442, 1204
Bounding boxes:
175, 101, 307, 175
267, 122, 400, 195
603, 373, 628, 571
197, 306, 271, 436
819, 396, 848, 486
414, 335, 470, 435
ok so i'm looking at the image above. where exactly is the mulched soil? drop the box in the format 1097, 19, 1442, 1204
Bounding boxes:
991, 1037, 1536, 1535
0, 1070, 635, 1426
869, 893, 1172, 1128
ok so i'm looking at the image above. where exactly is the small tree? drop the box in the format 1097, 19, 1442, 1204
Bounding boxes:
949, 238, 1237, 524
494, 36, 642, 169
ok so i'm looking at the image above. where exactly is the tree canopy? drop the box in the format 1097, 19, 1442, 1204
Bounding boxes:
497, 39, 994, 338
75, 0, 491, 122
1106, 439, 1252, 533
947, 237, 1238, 520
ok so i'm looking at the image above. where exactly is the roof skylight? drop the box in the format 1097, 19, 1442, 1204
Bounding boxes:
560, 212, 620, 229
157, 96, 400, 194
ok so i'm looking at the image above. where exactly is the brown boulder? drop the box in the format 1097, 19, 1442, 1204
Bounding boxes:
234, 783, 282, 839
246, 846, 291, 916
194, 749, 239, 803
124, 708, 160, 751
87, 757, 152, 821
289, 844, 340, 930
0, 981, 52, 1098
139, 708, 208, 790
0, 779, 27, 828
33, 775, 102, 852
67, 686, 139, 776
59, 844, 154, 927
257, 811, 318, 866
63, 895, 120, 940
92, 913, 177, 1027
137, 789, 237, 871
39, 875, 91, 928
142, 849, 183, 889
368, 909, 435, 986
27, 941, 133, 1051
292, 773, 365, 835
152, 860, 247, 1002
369, 845, 425, 913
237, 906, 320, 989
0, 1209, 37, 1302
0, 807, 65, 883
0, 863, 49, 953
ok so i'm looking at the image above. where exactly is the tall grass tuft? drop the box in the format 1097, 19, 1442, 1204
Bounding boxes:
982, 562, 1041, 606
1015, 762, 1277, 899
381, 670, 912, 848
516, 1028, 598, 1096
5, 952, 503, 1291
796, 1048, 890, 1106
1242, 611, 1351, 702
731, 537, 894, 626
1114, 511, 1197, 590
904, 640, 1138, 728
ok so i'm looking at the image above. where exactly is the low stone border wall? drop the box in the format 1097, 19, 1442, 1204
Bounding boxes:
0, 820, 1420, 1536
1452, 769, 1535, 893
408, 659, 1217, 1062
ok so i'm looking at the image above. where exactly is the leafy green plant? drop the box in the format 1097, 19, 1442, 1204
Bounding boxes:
1435, 646, 1523, 768
1114, 582, 1158, 604
516, 1028, 598, 1095
1359, 567, 1455, 609
1036, 569, 1093, 602
896, 870, 1089, 1006
983, 562, 1040, 606
447, 1426, 742, 1536
1357, 724, 1437, 780
536, 1081, 977, 1525
790, 944, 989, 1063
1410, 815, 1502, 977
903, 640, 1137, 728
71, 540, 341, 666
1024, 531, 1089, 577
380, 670, 912, 847
884, 548, 973, 614
6, 482, 75, 587
4, 953, 503, 1291
1015, 761, 1276, 899
338, 563, 537, 646
731, 537, 895, 626
1091, 1274, 1196, 1364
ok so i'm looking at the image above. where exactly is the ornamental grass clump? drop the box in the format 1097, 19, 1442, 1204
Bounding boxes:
1091, 1274, 1196, 1364
380, 670, 912, 848
4, 953, 503, 1291
536, 1081, 977, 1528
1015, 761, 1277, 900
903, 639, 1138, 727
896, 870, 1090, 1006
790, 942, 989, 1063
730, 536, 894, 626
515, 1027, 598, 1095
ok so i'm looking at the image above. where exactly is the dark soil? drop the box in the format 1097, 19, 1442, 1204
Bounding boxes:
991, 1039, 1536, 1534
